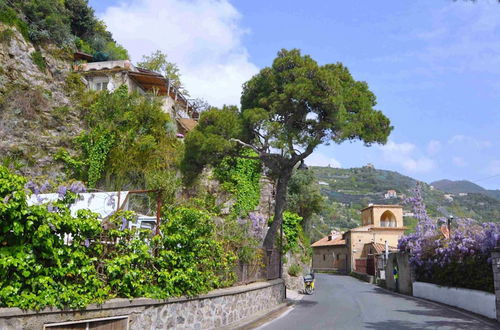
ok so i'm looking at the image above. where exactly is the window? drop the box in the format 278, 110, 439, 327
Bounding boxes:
94, 81, 109, 91
323, 255, 325, 261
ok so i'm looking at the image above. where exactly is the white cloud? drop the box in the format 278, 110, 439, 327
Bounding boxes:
378, 140, 435, 173
100, 0, 259, 106
452, 156, 467, 167
427, 140, 441, 155
448, 135, 492, 149
306, 152, 342, 168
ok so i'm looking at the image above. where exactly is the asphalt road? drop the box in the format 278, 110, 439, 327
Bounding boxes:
258, 274, 498, 330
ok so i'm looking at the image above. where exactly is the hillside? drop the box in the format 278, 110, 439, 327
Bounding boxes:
307, 166, 500, 241
431, 179, 500, 201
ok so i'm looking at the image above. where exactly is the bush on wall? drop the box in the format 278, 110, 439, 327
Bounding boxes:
0, 166, 236, 310
398, 183, 500, 293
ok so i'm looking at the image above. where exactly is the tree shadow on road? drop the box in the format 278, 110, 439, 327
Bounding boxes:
363, 319, 493, 330
294, 299, 318, 308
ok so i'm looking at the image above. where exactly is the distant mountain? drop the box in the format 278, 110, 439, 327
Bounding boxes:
431, 179, 500, 201
308, 166, 500, 241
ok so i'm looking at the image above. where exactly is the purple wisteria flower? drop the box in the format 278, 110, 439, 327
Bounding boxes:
25, 181, 40, 195
120, 216, 127, 231
69, 181, 86, 194
40, 181, 51, 193
249, 212, 267, 240
47, 204, 59, 213
57, 185, 68, 199
399, 183, 500, 273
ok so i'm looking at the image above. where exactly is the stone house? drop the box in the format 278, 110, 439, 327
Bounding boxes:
311, 204, 405, 274
73, 53, 198, 135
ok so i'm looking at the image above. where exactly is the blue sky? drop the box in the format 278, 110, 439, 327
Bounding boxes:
90, 0, 500, 189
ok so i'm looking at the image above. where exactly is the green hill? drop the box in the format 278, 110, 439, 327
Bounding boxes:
307, 166, 500, 242
431, 179, 500, 201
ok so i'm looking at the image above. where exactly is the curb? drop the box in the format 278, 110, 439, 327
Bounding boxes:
352, 277, 499, 329
219, 302, 293, 330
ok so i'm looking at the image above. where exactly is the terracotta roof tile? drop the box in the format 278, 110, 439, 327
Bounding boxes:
311, 236, 346, 247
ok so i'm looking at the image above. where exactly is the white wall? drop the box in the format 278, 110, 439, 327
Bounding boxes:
413, 281, 496, 319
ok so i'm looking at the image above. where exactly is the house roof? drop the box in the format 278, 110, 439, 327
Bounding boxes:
311, 235, 346, 247
74, 51, 94, 62
360, 204, 403, 212
176, 118, 198, 132
366, 242, 398, 255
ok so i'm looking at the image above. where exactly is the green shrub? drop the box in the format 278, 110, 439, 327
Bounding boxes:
282, 211, 303, 252
0, 166, 237, 310
288, 264, 302, 277
30, 51, 46, 72
0, 28, 14, 44
0, 6, 29, 40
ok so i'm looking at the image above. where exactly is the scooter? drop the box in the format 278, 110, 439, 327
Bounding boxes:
303, 273, 315, 295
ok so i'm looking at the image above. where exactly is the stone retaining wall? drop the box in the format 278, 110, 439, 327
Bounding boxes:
0, 279, 285, 330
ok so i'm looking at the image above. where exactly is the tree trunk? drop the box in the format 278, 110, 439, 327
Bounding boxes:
263, 169, 292, 250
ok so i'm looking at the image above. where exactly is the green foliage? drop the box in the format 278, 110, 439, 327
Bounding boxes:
0, 166, 107, 310
282, 211, 303, 252
417, 255, 493, 293
288, 264, 302, 277
52, 105, 71, 122
137, 50, 187, 95
156, 207, 237, 293
77, 131, 114, 188
64, 72, 86, 97
214, 150, 262, 217
103, 41, 129, 60
54, 148, 86, 180
58, 85, 181, 194
0, 4, 29, 40
181, 105, 245, 184
0, 28, 14, 44
0, 167, 237, 309
30, 51, 46, 72
3, 0, 128, 59
287, 169, 324, 230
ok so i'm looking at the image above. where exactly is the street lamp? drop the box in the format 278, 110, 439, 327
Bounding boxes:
447, 215, 454, 237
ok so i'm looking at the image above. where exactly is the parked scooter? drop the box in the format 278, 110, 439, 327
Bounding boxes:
303, 273, 315, 295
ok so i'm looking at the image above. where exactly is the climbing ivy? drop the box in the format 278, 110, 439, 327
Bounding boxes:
214, 150, 262, 218
77, 131, 114, 188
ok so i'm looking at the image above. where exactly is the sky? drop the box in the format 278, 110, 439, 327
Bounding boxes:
89, 0, 500, 189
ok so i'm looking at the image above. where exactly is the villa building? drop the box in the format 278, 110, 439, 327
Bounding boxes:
73, 52, 198, 135
312, 204, 405, 274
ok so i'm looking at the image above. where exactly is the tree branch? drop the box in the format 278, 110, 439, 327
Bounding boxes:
230, 138, 261, 154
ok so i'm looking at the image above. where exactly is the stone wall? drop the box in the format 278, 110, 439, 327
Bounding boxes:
491, 247, 500, 322
0, 279, 285, 330
385, 252, 414, 295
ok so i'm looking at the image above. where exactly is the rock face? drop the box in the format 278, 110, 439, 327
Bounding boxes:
0, 23, 82, 180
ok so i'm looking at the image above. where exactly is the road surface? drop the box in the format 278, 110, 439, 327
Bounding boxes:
259, 274, 498, 330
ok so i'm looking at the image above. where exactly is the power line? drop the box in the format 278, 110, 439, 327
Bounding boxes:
472, 173, 500, 183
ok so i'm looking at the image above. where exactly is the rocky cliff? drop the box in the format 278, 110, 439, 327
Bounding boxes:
0, 23, 83, 180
